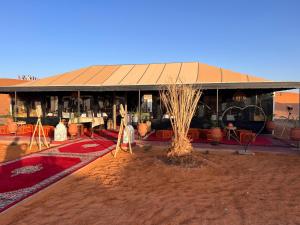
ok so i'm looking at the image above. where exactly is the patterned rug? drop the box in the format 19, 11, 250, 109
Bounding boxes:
0, 138, 115, 213
58, 139, 115, 153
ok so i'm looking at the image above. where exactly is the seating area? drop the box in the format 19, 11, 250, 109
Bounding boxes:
0, 116, 285, 148
0, 123, 55, 137
149, 127, 265, 146
0, 118, 70, 139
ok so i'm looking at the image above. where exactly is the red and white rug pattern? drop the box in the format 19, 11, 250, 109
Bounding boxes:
0, 138, 115, 213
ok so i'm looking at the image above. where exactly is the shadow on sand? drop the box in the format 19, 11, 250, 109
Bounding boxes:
3, 137, 26, 163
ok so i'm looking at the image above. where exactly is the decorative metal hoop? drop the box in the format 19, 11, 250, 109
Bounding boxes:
220, 105, 267, 151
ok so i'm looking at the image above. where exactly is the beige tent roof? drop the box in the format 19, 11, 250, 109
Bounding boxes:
15, 62, 269, 87
0, 78, 28, 86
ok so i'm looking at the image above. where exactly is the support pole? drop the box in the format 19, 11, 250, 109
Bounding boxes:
77, 90, 80, 116
297, 88, 300, 149
125, 92, 128, 113
216, 89, 219, 126
58, 95, 63, 120
14, 91, 17, 121
138, 90, 141, 122
113, 92, 116, 130
272, 91, 275, 121
298, 88, 300, 125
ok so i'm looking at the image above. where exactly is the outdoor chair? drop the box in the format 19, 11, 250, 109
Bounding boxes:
237, 129, 256, 143
0, 125, 8, 135
34, 125, 54, 137
17, 124, 33, 135
187, 128, 200, 140
42, 125, 55, 137
156, 130, 173, 139
198, 129, 210, 139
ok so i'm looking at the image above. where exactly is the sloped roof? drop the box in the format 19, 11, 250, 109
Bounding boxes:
15, 62, 269, 87
0, 78, 28, 86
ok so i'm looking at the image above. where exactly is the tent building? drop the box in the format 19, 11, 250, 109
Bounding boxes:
0, 61, 299, 132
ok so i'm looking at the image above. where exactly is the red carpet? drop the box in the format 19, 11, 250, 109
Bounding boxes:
145, 132, 273, 146
0, 156, 81, 193
58, 139, 115, 153
0, 138, 115, 213
98, 130, 119, 140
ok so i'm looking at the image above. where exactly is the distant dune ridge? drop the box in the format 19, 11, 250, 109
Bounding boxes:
274, 91, 299, 119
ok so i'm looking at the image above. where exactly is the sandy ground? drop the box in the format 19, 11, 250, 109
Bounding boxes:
1, 146, 300, 225
0, 144, 43, 163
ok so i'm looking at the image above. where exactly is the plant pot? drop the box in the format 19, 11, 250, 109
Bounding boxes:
68, 123, 78, 138
290, 128, 300, 141
266, 121, 275, 132
210, 127, 222, 143
138, 123, 148, 137
8, 122, 17, 134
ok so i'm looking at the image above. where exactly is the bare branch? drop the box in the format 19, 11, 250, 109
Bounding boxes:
159, 83, 202, 157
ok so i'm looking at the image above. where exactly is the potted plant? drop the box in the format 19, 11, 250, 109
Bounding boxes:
209, 119, 222, 144
68, 113, 78, 138
138, 118, 148, 137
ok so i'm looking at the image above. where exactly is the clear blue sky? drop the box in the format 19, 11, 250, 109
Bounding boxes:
0, 0, 299, 81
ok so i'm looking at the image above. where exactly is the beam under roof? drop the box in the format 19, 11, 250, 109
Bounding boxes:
0, 81, 299, 93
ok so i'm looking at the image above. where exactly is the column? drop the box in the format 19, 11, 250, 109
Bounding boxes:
216, 89, 219, 126
77, 90, 81, 116
138, 90, 141, 122
113, 92, 116, 130
14, 91, 17, 121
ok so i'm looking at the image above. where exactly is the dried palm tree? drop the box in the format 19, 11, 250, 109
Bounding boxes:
160, 83, 202, 157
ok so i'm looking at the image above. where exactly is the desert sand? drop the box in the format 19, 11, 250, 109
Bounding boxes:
1, 146, 300, 225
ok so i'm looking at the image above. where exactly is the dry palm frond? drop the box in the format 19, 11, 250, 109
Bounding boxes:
160, 83, 202, 157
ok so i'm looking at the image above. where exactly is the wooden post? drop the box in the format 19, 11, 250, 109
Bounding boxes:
29, 118, 49, 150
298, 88, 300, 148
138, 90, 141, 122
255, 91, 258, 105
272, 91, 275, 121
298, 88, 300, 123
216, 89, 219, 126
77, 90, 80, 116
114, 104, 132, 157
125, 92, 128, 112
113, 92, 116, 130
14, 91, 17, 121
58, 95, 63, 120
38, 119, 41, 150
